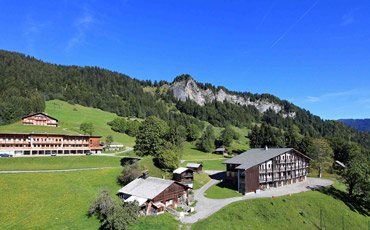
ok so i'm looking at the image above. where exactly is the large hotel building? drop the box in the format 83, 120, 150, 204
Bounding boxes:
0, 133, 102, 156
224, 147, 310, 194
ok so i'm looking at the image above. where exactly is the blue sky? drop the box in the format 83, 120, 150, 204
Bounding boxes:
1, 0, 370, 120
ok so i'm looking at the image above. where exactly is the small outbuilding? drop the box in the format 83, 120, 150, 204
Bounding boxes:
173, 167, 194, 188
215, 148, 228, 156
186, 163, 203, 173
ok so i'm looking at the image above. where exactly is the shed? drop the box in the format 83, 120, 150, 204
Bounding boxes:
215, 148, 228, 155
186, 163, 203, 173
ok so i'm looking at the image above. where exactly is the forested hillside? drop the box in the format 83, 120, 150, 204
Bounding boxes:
1, 50, 370, 150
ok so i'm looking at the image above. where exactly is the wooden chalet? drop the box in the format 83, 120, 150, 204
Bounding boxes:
118, 170, 189, 216
173, 167, 194, 188
223, 147, 311, 194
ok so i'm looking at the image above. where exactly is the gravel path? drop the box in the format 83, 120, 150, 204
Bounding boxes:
181, 175, 333, 224
0, 167, 122, 174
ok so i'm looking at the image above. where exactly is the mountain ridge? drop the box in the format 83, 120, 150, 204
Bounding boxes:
338, 119, 370, 132
1, 49, 370, 149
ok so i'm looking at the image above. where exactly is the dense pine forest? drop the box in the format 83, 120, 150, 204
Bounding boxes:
1, 49, 370, 150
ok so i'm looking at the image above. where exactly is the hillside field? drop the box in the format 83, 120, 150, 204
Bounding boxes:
192, 180, 370, 230
0, 100, 136, 147
0, 156, 122, 171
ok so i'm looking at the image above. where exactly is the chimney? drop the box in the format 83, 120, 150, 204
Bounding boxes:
264, 146, 268, 151
142, 170, 149, 179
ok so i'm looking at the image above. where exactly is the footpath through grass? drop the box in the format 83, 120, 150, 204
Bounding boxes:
0, 168, 123, 230
193, 180, 370, 230
0, 156, 122, 171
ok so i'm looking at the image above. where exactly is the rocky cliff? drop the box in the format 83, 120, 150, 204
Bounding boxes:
170, 78, 296, 117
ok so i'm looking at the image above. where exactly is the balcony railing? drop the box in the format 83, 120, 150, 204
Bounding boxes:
184, 173, 193, 178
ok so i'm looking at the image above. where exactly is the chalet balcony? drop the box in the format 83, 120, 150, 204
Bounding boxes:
266, 168, 272, 172
266, 177, 273, 182
184, 173, 193, 178
260, 178, 266, 183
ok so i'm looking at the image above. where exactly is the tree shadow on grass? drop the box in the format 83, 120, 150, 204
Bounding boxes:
210, 171, 226, 180
318, 186, 370, 216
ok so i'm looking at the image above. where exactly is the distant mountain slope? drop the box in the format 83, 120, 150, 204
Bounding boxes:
1, 50, 370, 149
339, 119, 370, 132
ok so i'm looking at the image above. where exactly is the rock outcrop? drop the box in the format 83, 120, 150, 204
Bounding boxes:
171, 78, 295, 117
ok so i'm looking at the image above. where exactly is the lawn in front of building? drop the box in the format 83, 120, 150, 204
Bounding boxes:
0, 156, 122, 171
204, 180, 243, 199
193, 173, 211, 190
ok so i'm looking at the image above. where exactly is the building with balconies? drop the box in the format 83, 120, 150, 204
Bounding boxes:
224, 147, 311, 194
22, 113, 59, 127
0, 133, 102, 156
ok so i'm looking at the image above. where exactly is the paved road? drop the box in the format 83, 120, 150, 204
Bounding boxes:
96, 147, 135, 157
181, 175, 333, 224
0, 167, 122, 174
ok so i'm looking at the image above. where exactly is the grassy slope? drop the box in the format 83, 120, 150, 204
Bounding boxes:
0, 168, 122, 230
131, 213, 180, 230
0, 156, 122, 171
138, 156, 171, 179
0, 155, 173, 230
182, 142, 223, 160
204, 180, 243, 199
193, 173, 211, 190
193, 181, 369, 230
0, 100, 136, 147
181, 159, 227, 171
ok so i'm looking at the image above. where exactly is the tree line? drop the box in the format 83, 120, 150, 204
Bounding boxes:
1, 50, 370, 150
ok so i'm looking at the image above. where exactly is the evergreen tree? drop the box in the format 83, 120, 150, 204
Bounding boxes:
187, 124, 200, 141
196, 126, 215, 152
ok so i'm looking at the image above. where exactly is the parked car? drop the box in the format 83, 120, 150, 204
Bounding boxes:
51, 151, 57, 156
85, 151, 92, 155
0, 153, 12, 157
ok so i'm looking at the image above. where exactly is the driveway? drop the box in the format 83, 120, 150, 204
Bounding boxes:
181, 174, 333, 224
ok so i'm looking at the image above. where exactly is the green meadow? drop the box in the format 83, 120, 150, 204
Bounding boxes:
0, 99, 136, 147
0, 156, 122, 171
0, 168, 122, 230
193, 180, 370, 230
181, 159, 227, 171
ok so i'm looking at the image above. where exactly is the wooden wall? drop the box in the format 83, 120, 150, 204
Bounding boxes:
152, 182, 188, 205
245, 165, 259, 193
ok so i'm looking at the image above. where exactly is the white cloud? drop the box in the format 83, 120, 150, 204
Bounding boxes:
66, 6, 94, 51
340, 12, 355, 26
306, 96, 320, 102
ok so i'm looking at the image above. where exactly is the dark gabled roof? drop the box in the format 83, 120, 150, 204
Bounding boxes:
223, 148, 311, 170
22, 112, 59, 122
